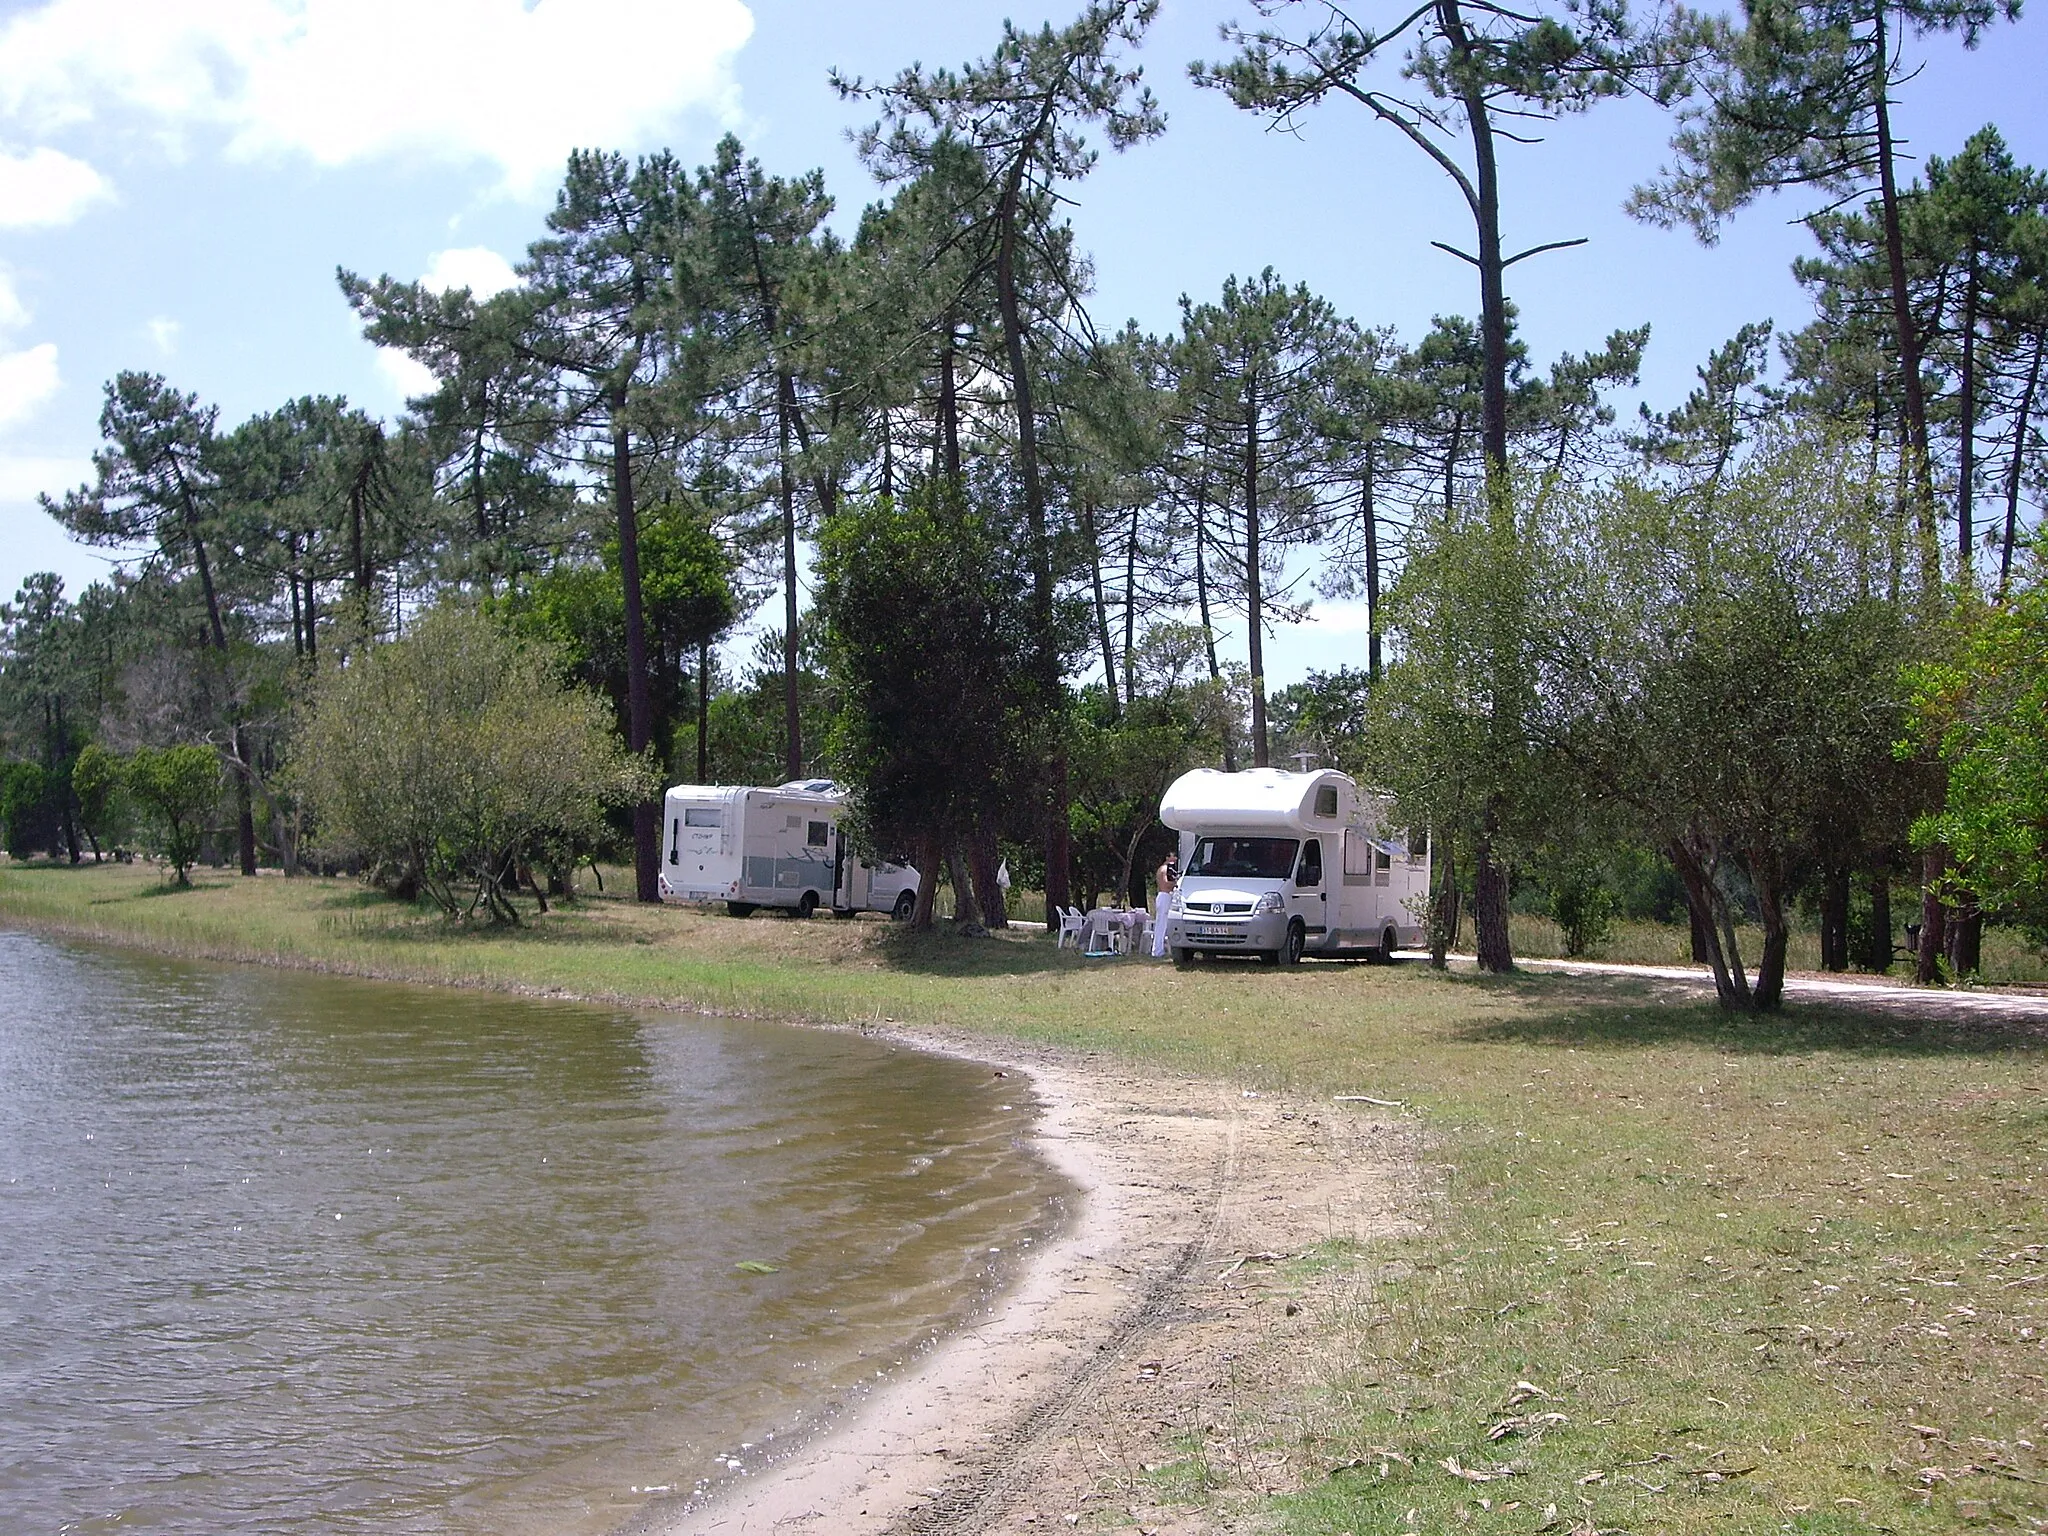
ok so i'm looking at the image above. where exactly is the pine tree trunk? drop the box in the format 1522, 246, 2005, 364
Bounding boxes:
994, 145, 1069, 922
1083, 501, 1120, 718
696, 639, 711, 783
1915, 847, 1947, 984
2002, 329, 2044, 594
1363, 446, 1382, 682
1872, 0, 1941, 583
1818, 866, 1850, 972
779, 372, 803, 781
1959, 247, 1979, 577
1245, 382, 1268, 768
612, 407, 659, 903
1122, 509, 1139, 709
1861, 869, 1894, 973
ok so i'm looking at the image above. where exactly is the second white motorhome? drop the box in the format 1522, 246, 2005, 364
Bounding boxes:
1157, 767, 1429, 966
657, 779, 919, 920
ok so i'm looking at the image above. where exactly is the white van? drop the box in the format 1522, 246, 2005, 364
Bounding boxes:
1158, 767, 1429, 966
657, 779, 920, 920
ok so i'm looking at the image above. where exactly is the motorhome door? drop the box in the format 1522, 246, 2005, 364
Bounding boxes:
1290, 837, 1327, 935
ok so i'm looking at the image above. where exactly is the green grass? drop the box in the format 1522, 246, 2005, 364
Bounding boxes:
3, 859, 2043, 1534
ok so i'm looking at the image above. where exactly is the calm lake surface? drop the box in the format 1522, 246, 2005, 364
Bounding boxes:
0, 928, 1066, 1535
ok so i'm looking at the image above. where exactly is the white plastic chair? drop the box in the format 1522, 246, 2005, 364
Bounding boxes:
1055, 906, 1085, 950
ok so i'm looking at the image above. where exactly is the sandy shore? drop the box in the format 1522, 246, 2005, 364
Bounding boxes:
646, 1027, 1421, 1536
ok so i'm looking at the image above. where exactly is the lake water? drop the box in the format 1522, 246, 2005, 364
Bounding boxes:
0, 928, 1066, 1535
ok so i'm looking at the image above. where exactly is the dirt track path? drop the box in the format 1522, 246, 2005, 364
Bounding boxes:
1504, 955, 2048, 1025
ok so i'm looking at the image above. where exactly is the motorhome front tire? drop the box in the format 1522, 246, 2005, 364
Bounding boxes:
795, 891, 818, 920
1279, 920, 1306, 967
892, 890, 915, 921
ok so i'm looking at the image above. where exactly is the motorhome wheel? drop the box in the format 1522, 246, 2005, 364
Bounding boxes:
795, 891, 819, 920
725, 902, 756, 919
1280, 919, 1305, 967
1173, 947, 1197, 968
1380, 925, 1400, 963
892, 890, 915, 921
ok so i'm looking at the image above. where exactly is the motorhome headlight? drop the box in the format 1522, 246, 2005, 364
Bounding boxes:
1253, 890, 1284, 915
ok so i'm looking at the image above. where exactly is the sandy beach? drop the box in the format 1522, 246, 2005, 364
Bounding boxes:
648, 1026, 1421, 1536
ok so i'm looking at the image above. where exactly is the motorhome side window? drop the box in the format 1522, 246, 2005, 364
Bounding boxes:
683, 808, 721, 828
1314, 786, 1338, 817
1187, 837, 1299, 880
1297, 839, 1323, 886
807, 821, 829, 848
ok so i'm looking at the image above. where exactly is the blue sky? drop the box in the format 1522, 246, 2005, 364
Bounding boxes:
1, 0, 2041, 688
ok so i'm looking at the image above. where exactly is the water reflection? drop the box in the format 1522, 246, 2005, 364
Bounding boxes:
0, 929, 1062, 1535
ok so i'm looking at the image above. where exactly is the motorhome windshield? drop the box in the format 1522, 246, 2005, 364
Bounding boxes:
1187, 836, 1300, 880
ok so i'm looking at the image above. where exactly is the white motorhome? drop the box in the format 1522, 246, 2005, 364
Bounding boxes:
1158, 767, 1429, 966
657, 779, 920, 920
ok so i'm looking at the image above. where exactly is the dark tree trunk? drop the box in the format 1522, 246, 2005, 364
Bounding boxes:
1429, 839, 1459, 970
232, 728, 257, 876
1670, 834, 1752, 1011
1193, 482, 1237, 772
1083, 501, 1119, 718
1864, 868, 1894, 973
1818, 865, 1850, 972
1915, 848, 1947, 984
1947, 892, 1982, 977
1872, 1, 1941, 581
944, 844, 977, 924
1445, 0, 1515, 974
696, 639, 711, 783
1363, 446, 1383, 682
2002, 329, 2044, 594
970, 831, 1008, 930
779, 371, 803, 782
1122, 508, 1139, 710
911, 831, 941, 931
1958, 247, 1980, 577
1689, 899, 1714, 964
1751, 856, 1789, 1010
612, 408, 659, 903
938, 325, 962, 486
994, 131, 1070, 923
1245, 382, 1268, 768
1472, 829, 1512, 973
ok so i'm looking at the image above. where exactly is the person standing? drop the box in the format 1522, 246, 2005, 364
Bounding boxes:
1151, 850, 1179, 958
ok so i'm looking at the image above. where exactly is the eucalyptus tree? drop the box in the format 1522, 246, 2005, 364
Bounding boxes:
836, 0, 1166, 919
1173, 270, 1348, 766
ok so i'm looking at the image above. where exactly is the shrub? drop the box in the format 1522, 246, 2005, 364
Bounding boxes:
296, 606, 653, 921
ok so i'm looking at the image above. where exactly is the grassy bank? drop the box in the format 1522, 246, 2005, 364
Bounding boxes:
3, 860, 2042, 1534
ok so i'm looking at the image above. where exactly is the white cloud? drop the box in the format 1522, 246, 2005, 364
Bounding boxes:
1299, 600, 1376, 635
422, 246, 518, 299
0, 271, 59, 426
147, 315, 179, 355
0, 270, 26, 332
0, 142, 108, 226
0, 0, 754, 197
374, 347, 437, 403
0, 341, 59, 423
0, 451, 91, 502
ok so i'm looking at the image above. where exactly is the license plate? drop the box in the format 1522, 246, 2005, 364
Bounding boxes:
1188, 925, 1233, 940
